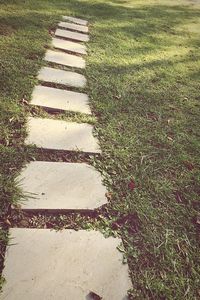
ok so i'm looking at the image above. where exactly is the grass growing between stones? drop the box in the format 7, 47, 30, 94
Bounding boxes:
0, 0, 200, 298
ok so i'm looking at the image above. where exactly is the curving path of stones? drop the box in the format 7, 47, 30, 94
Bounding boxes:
1, 16, 131, 300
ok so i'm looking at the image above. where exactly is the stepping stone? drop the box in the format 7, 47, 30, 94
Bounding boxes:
1, 229, 131, 299
44, 50, 85, 69
38, 67, 86, 88
26, 117, 101, 154
31, 85, 91, 114
58, 21, 88, 33
63, 15, 88, 26
55, 28, 89, 42
18, 161, 107, 211
52, 37, 87, 55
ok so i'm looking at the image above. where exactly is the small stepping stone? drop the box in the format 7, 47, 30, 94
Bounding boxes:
31, 85, 91, 114
63, 15, 88, 26
26, 117, 101, 153
52, 37, 87, 55
38, 67, 86, 88
18, 161, 107, 211
55, 28, 89, 42
58, 21, 88, 33
1, 229, 131, 299
44, 50, 85, 69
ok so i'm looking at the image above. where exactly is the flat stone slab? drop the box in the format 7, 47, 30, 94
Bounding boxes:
55, 28, 89, 42
58, 21, 88, 33
38, 67, 86, 88
26, 117, 101, 153
18, 161, 107, 210
63, 15, 88, 26
52, 37, 87, 55
44, 50, 85, 69
1, 229, 131, 300
31, 85, 91, 114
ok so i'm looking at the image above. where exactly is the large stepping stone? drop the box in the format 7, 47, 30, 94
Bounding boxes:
63, 15, 88, 26
18, 161, 107, 211
55, 28, 89, 42
58, 21, 88, 33
44, 50, 85, 69
31, 85, 91, 114
52, 37, 87, 55
38, 67, 86, 88
1, 229, 131, 299
26, 117, 101, 154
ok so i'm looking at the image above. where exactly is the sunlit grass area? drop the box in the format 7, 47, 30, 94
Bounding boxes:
0, 0, 200, 298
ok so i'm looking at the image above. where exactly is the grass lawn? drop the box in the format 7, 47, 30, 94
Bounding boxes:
0, 0, 200, 298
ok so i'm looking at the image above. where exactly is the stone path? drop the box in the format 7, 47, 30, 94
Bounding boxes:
44, 49, 85, 68
63, 15, 88, 26
38, 66, 86, 88
2, 16, 131, 299
26, 117, 101, 153
55, 28, 89, 42
52, 37, 87, 54
58, 21, 89, 33
31, 85, 91, 113
19, 161, 107, 210
1, 229, 130, 300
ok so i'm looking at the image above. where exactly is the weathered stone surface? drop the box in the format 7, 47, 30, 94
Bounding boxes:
44, 50, 85, 69
31, 85, 91, 114
58, 21, 88, 33
1, 228, 131, 300
52, 37, 87, 55
63, 15, 88, 26
26, 117, 101, 153
18, 161, 107, 210
38, 67, 86, 88
55, 28, 89, 42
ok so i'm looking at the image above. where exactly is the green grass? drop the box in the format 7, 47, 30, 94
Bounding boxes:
0, 0, 200, 298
